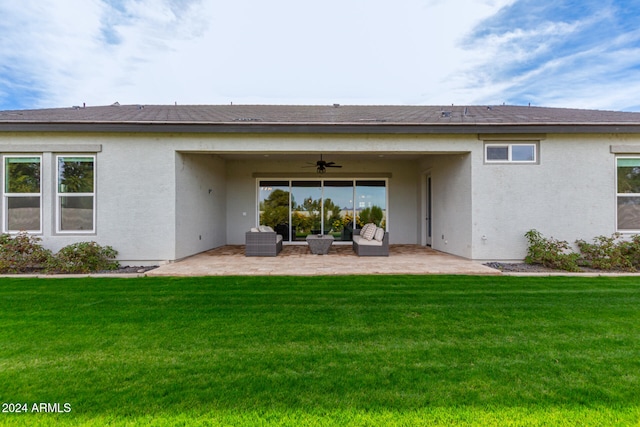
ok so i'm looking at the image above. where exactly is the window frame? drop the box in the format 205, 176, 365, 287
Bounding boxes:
257, 178, 388, 242
2, 154, 43, 233
484, 142, 538, 164
616, 156, 640, 233
55, 154, 96, 234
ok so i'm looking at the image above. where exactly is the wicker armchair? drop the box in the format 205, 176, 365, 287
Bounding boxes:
352, 228, 389, 256
245, 231, 283, 257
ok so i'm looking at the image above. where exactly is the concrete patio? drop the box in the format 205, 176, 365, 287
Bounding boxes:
146, 244, 501, 276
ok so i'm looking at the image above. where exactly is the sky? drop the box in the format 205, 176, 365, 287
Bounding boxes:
1, 0, 640, 112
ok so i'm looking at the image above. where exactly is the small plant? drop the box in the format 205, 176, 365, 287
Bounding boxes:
524, 229, 580, 271
0, 232, 53, 273
576, 233, 635, 271
49, 242, 119, 274
332, 213, 356, 232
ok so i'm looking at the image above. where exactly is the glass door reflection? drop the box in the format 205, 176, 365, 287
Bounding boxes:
259, 181, 291, 240
291, 181, 322, 240
323, 181, 354, 241
355, 180, 387, 230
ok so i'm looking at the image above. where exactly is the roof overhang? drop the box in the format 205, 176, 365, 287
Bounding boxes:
2, 121, 640, 134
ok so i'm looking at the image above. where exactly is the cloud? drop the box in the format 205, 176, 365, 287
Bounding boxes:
0, 0, 515, 109
1, 0, 639, 111
0, 1, 105, 109
460, 0, 640, 110
0, 0, 208, 109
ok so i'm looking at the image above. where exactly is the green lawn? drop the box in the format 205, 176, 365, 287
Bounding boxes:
1, 275, 639, 426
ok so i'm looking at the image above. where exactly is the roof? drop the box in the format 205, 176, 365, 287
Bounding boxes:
2, 104, 640, 134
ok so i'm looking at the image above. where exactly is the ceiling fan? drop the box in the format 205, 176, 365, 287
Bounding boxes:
304, 154, 342, 174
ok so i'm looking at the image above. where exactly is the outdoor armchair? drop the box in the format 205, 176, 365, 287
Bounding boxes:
352, 227, 389, 256
245, 230, 283, 257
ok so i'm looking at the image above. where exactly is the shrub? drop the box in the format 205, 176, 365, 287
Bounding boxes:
622, 234, 640, 269
0, 232, 53, 273
576, 234, 635, 271
524, 229, 580, 271
49, 242, 119, 274
358, 205, 384, 227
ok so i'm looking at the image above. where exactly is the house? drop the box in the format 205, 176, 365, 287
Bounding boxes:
1, 103, 640, 265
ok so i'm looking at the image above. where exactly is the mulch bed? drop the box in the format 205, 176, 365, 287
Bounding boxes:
484, 262, 638, 273
100, 265, 159, 274
1, 265, 159, 275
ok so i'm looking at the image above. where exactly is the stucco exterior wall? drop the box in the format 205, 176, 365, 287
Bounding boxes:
223, 156, 421, 245
387, 160, 420, 244
6, 130, 637, 263
421, 153, 473, 258
81, 135, 178, 264
0, 133, 178, 265
470, 134, 622, 260
173, 133, 473, 156
175, 153, 227, 260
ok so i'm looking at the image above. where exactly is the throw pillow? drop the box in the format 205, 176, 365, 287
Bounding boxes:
374, 227, 385, 242
361, 223, 376, 240
359, 223, 370, 239
258, 225, 274, 232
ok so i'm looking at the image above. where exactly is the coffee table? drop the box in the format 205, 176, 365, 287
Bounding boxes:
306, 234, 334, 254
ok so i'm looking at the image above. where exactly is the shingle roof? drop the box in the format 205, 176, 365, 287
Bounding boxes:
2, 104, 640, 134
2, 103, 640, 123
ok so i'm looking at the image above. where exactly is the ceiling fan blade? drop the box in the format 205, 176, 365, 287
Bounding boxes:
304, 155, 341, 173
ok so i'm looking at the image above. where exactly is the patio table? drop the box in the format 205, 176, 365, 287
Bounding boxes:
306, 234, 334, 255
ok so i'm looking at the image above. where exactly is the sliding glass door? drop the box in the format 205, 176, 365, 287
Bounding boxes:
258, 179, 386, 242
355, 180, 387, 229
258, 181, 290, 239
324, 181, 354, 241
291, 181, 322, 240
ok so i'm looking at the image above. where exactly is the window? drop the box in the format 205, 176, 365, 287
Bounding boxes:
323, 181, 354, 236
258, 179, 386, 242
617, 157, 640, 231
3, 156, 42, 232
485, 143, 537, 163
356, 180, 387, 227
57, 156, 95, 232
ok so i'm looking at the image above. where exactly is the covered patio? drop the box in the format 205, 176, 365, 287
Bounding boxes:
146, 244, 500, 276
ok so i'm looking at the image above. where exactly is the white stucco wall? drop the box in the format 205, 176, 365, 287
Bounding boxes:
470, 134, 621, 261
82, 135, 178, 264
387, 160, 420, 244
421, 153, 473, 258
175, 153, 227, 259
0, 133, 178, 264
224, 156, 421, 245
5, 130, 638, 263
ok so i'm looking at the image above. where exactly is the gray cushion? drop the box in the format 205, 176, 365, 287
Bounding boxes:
354, 235, 383, 246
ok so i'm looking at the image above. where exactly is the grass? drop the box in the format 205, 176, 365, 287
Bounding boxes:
0, 275, 639, 426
